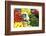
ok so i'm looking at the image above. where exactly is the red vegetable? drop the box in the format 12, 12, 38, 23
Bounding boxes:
32, 9, 39, 15
14, 9, 23, 22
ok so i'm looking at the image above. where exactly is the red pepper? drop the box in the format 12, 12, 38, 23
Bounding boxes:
14, 10, 23, 22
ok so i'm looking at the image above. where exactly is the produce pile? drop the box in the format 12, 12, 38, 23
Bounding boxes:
14, 8, 39, 28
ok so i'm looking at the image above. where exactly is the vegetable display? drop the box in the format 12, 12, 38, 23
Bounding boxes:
14, 8, 39, 28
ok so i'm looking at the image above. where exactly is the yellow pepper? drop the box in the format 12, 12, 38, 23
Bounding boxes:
14, 22, 23, 28
21, 8, 32, 15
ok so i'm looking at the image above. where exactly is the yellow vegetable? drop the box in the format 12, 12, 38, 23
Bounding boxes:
21, 8, 32, 15
14, 22, 23, 28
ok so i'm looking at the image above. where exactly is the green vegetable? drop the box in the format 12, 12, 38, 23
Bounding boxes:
29, 14, 39, 26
